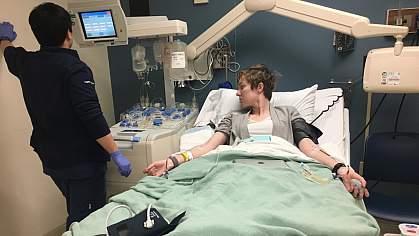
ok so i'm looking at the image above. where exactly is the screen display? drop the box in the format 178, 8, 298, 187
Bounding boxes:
79, 10, 117, 39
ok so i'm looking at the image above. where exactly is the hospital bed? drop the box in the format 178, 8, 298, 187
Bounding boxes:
183, 85, 351, 165
63, 86, 379, 236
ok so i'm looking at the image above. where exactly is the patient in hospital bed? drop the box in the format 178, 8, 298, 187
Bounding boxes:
64, 64, 380, 236
144, 64, 368, 199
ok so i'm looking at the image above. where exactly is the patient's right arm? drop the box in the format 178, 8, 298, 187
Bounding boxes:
189, 131, 228, 157
143, 132, 227, 176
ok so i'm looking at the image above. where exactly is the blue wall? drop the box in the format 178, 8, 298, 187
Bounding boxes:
108, 0, 419, 169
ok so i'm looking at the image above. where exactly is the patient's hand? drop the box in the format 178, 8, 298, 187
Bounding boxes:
143, 159, 174, 176
337, 166, 370, 199
350, 179, 370, 199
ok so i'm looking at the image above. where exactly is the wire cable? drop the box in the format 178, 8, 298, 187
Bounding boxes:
350, 94, 387, 144
393, 93, 406, 138
193, 49, 213, 76
143, 203, 154, 228
367, 180, 380, 192
188, 79, 213, 91
105, 204, 135, 235
228, 61, 241, 73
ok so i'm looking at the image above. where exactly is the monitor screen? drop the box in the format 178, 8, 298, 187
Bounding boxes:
79, 10, 117, 39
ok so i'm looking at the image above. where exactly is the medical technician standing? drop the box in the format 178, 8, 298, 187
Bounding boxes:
0, 3, 131, 229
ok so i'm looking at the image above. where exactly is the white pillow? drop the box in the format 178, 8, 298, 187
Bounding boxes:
195, 84, 318, 126
270, 84, 318, 123
194, 90, 220, 127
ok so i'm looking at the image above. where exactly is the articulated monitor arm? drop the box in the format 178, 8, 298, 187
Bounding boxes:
186, 0, 408, 60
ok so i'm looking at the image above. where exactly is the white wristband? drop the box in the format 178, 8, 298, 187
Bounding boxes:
187, 151, 194, 160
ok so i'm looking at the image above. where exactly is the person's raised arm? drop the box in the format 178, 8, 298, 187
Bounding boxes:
0, 22, 16, 51
0, 40, 13, 52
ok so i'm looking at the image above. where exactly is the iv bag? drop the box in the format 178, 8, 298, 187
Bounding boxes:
131, 45, 147, 75
166, 39, 188, 80
171, 39, 187, 69
153, 39, 164, 65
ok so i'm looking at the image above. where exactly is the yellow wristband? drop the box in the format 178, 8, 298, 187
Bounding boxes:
180, 152, 189, 162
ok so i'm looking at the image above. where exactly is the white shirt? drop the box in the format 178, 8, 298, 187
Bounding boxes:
247, 116, 273, 136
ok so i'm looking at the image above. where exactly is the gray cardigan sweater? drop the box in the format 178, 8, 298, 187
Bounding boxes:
215, 105, 302, 145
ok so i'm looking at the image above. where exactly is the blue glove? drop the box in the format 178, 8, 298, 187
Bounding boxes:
111, 150, 132, 177
0, 22, 17, 42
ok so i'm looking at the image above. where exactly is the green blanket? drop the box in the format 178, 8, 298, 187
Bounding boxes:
64, 150, 379, 236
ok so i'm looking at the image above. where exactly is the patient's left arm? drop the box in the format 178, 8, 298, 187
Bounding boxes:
298, 138, 369, 199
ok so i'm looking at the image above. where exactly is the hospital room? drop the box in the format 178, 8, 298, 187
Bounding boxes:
1, 0, 419, 235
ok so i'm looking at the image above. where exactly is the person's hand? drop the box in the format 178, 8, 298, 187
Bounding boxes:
144, 158, 174, 177
337, 166, 370, 199
111, 150, 132, 177
0, 22, 17, 42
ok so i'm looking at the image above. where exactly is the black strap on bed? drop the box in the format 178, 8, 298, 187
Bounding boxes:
292, 118, 323, 145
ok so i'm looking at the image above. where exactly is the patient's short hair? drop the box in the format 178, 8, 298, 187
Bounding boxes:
237, 64, 280, 100
29, 2, 72, 46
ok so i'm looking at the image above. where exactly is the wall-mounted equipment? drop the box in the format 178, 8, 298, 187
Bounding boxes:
386, 7, 419, 33
69, 0, 419, 102
333, 32, 355, 54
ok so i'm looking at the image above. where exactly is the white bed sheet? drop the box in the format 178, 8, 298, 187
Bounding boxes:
181, 87, 349, 164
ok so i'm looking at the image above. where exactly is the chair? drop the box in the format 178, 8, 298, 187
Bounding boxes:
363, 132, 419, 224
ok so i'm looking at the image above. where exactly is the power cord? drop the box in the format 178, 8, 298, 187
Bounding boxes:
143, 203, 154, 228
389, 27, 416, 138
104, 203, 155, 235
188, 79, 213, 91
193, 48, 213, 76
105, 204, 135, 236
350, 94, 387, 144
392, 94, 406, 139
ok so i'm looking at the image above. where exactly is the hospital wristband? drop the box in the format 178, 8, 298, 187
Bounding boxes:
180, 151, 193, 162
187, 151, 194, 160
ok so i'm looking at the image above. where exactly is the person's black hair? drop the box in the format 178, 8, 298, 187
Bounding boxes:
29, 2, 72, 46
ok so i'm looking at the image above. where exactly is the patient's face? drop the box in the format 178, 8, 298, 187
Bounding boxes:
236, 79, 259, 108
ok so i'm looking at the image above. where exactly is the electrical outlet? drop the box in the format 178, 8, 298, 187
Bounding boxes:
194, 0, 209, 5
386, 7, 419, 33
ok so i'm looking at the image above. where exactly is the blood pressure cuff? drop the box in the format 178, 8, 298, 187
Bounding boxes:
292, 118, 323, 145
107, 207, 185, 236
